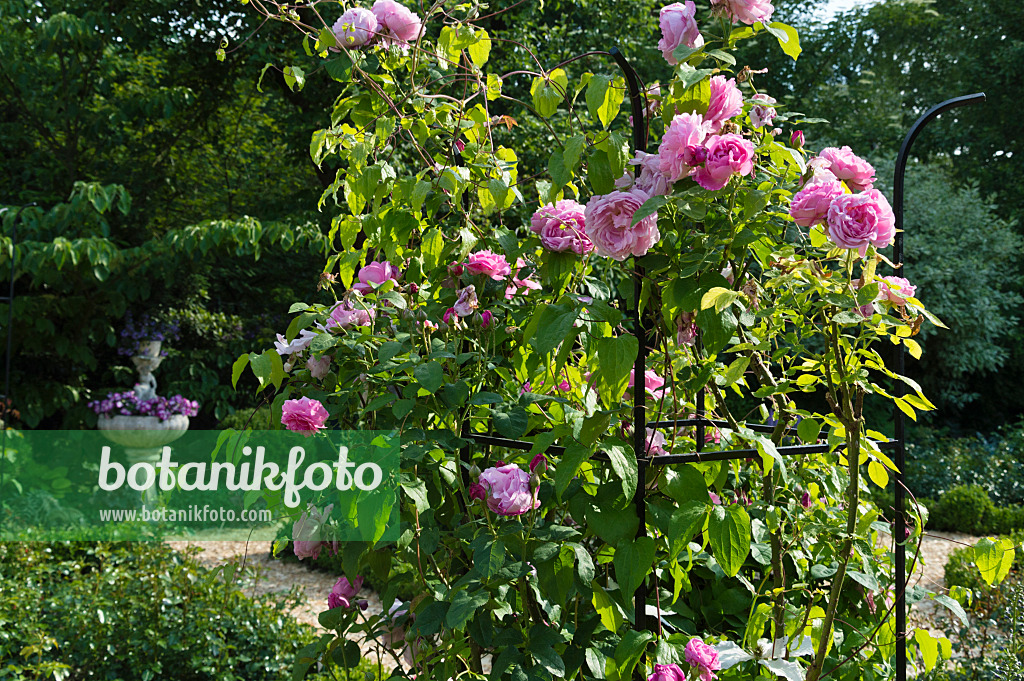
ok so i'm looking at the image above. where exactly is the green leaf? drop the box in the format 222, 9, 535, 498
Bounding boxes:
468, 28, 491, 66
974, 537, 1016, 586
606, 444, 638, 500
708, 504, 751, 577
556, 441, 593, 497
630, 195, 670, 227
486, 73, 503, 100
675, 64, 714, 91
531, 69, 568, 118
446, 589, 490, 629
530, 303, 580, 355
592, 587, 624, 633
613, 536, 657, 602
283, 65, 305, 91
587, 149, 617, 195
563, 134, 587, 172
422, 228, 443, 271
668, 501, 708, 557
592, 335, 639, 407
414, 361, 444, 394
765, 22, 801, 60
933, 594, 969, 627
662, 466, 708, 506
718, 356, 750, 387
549, 149, 572, 187
473, 538, 506, 578
797, 418, 821, 444
586, 75, 625, 128
675, 78, 711, 116
494, 408, 530, 439
609, 629, 653, 681
696, 307, 738, 355
231, 354, 249, 389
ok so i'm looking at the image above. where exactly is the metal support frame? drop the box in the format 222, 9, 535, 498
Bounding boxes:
892, 93, 985, 681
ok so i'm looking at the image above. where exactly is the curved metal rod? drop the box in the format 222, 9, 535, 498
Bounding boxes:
608, 47, 647, 153
892, 92, 984, 681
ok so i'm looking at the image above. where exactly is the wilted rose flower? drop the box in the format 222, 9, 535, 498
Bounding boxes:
327, 301, 375, 330
789, 180, 844, 228
332, 7, 379, 48
453, 285, 479, 316
306, 355, 331, 379
677, 312, 698, 347
648, 663, 688, 681
826, 189, 896, 256
584, 190, 661, 261
818, 146, 876, 192
371, 0, 423, 48
274, 329, 318, 356
684, 638, 721, 681
530, 200, 594, 254
704, 76, 743, 132
658, 113, 709, 183
464, 250, 512, 280
292, 503, 334, 560
328, 575, 368, 610
749, 93, 777, 128
693, 134, 755, 191
711, 0, 773, 24
658, 2, 704, 65
281, 397, 330, 437
646, 429, 668, 455
352, 261, 401, 295
879, 276, 916, 305
478, 464, 540, 516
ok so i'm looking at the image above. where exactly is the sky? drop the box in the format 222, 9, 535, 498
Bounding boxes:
819, 0, 872, 21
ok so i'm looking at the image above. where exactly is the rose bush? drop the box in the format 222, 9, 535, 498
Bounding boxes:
231, 1, 957, 679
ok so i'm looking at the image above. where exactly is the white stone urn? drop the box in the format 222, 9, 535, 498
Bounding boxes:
97, 414, 190, 462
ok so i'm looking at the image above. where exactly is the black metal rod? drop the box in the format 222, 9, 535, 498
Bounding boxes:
892, 92, 985, 681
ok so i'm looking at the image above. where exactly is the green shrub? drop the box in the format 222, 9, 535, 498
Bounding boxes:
0, 541, 337, 680
931, 484, 996, 534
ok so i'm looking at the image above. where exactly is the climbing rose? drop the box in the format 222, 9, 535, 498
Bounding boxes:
464, 250, 511, 280
648, 663, 688, 681
646, 429, 669, 456
351, 260, 401, 294
658, 2, 704, 65
711, 0, 773, 24
658, 113, 709, 183
677, 312, 698, 347
818, 146, 876, 192
826, 189, 896, 256
879, 276, 917, 304
281, 397, 329, 436
307, 355, 331, 379
332, 8, 379, 48
629, 369, 667, 397
327, 301, 375, 329
530, 200, 594, 254
693, 134, 755, 191
704, 76, 743, 132
789, 180, 844, 228
478, 464, 540, 516
328, 576, 368, 610
292, 503, 334, 560
370, 0, 423, 47
684, 639, 722, 681
584, 190, 660, 261
453, 286, 479, 317
749, 93, 777, 128
618, 150, 674, 197
504, 258, 543, 299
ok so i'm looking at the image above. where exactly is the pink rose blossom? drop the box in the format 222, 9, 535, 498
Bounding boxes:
629, 369, 667, 398
646, 429, 668, 456
818, 146, 876, 193
658, 113, 709, 183
307, 355, 331, 379
352, 261, 401, 295
648, 663, 688, 681
749, 93, 777, 128
709, 491, 722, 505
453, 285, 479, 316
658, 2, 704, 65
370, 0, 423, 48
801, 491, 812, 509
619, 150, 674, 197
328, 575, 368, 610
504, 258, 543, 299
880, 276, 916, 304
275, 329, 318, 356
584, 190, 661, 261
478, 464, 540, 516
556, 379, 571, 392
693, 134, 755, 191
711, 0, 773, 24
684, 638, 721, 681
789, 180, 844, 228
443, 307, 456, 324
327, 301, 375, 330
464, 250, 511, 280
332, 8, 379, 48
826, 189, 896, 256
705, 76, 743, 133
281, 397, 330, 437
530, 200, 594, 254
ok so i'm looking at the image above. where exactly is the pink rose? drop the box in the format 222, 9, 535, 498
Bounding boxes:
801, 491, 812, 509
530, 200, 594, 254
879, 276, 916, 304
479, 310, 494, 329
684, 639, 721, 681
464, 250, 511, 280
504, 258, 543, 299
623, 150, 674, 197
327, 301, 375, 330
584, 190, 661, 261
826, 189, 896, 256
453, 285, 479, 316
658, 2, 704, 65
646, 429, 668, 456
648, 664, 688, 681
275, 329, 318, 356
468, 482, 487, 502
818, 146, 876, 193
351, 260, 401, 295
749, 93, 777, 128
711, 0, 773, 24
709, 491, 722, 505
530, 453, 547, 473
704, 76, 743, 133
629, 369, 667, 398
306, 355, 331, 379
328, 575, 367, 610
281, 397, 330, 437
332, 8, 379, 48
370, 0, 423, 47
658, 113, 709, 183
478, 464, 540, 516
693, 134, 755, 191
442, 307, 457, 324
789, 180, 844, 228
292, 503, 334, 560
